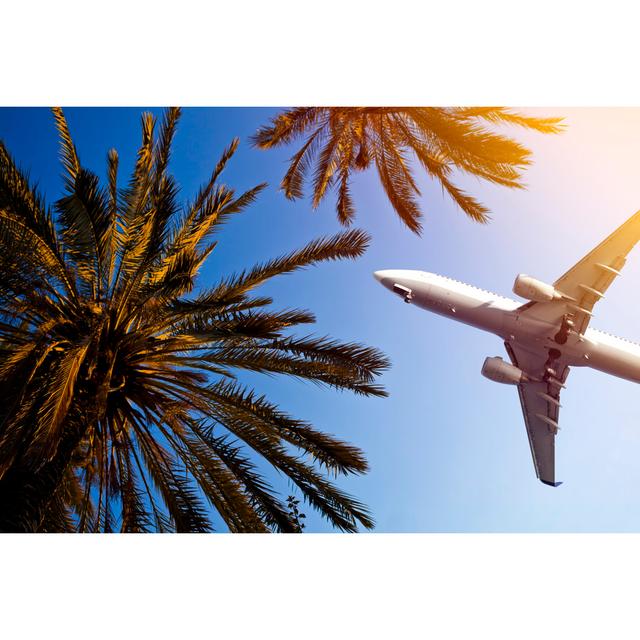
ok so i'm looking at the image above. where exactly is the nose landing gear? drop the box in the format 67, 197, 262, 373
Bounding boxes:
392, 284, 413, 304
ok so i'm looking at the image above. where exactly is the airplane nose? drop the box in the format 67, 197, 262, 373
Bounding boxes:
374, 270, 397, 283
374, 270, 402, 290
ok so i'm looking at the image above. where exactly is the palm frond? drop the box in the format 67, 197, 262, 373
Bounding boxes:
0, 142, 76, 297
210, 228, 370, 302
454, 107, 565, 134
374, 118, 423, 234
56, 168, 112, 297
281, 123, 326, 199
28, 342, 90, 463
51, 107, 81, 188
0, 108, 387, 533
251, 108, 327, 149
254, 106, 563, 232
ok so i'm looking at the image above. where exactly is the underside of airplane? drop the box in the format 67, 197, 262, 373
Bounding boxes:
375, 210, 640, 486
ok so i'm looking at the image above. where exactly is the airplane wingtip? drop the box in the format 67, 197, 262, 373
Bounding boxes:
540, 479, 563, 487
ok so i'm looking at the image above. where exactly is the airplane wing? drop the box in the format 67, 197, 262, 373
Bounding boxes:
506, 210, 640, 485
519, 209, 640, 335
504, 341, 569, 486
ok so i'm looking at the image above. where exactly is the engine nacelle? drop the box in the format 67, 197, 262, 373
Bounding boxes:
481, 356, 528, 385
513, 274, 560, 303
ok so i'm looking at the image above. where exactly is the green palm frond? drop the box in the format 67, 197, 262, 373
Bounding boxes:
0, 108, 388, 533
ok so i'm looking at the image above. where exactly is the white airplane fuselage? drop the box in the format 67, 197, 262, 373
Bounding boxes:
374, 269, 640, 384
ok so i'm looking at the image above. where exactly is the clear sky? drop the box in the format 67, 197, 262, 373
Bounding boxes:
2, 107, 640, 532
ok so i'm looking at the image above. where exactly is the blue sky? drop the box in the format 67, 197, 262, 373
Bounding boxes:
2, 107, 640, 532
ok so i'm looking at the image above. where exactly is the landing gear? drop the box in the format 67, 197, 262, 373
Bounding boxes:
543, 348, 562, 382
392, 284, 413, 304
547, 348, 561, 361
554, 314, 575, 345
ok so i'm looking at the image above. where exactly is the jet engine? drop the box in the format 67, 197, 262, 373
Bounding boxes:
481, 356, 528, 385
512, 274, 561, 303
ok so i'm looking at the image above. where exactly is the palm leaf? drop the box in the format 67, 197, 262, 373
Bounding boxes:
51, 107, 81, 188
0, 108, 387, 533
28, 342, 90, 463
254, 106, 563, 232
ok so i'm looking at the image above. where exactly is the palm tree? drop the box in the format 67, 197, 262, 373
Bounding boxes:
0, 107, 389, 532
252, 107, 564, 234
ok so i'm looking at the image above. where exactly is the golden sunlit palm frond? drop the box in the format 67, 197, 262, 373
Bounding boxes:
252, 106, 563, 234
452, 107, 565, 134
0, 107, 388, 533
51, 107, 81, 187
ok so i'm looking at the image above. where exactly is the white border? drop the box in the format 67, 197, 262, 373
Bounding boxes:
3, 0, 640, 105
1, 533, 637, 638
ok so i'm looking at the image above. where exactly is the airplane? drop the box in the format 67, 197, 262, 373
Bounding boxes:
374, 210, 640, 487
